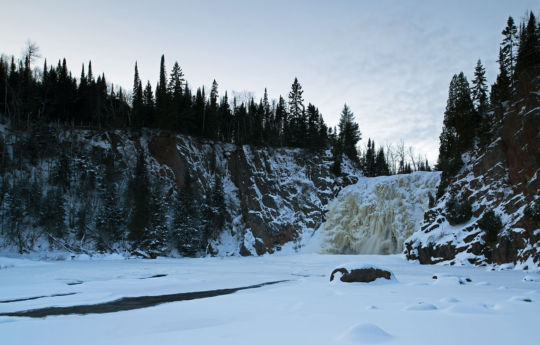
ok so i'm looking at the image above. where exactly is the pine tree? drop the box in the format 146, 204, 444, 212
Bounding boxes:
491, 48, 512, 105
202, 174, 226, 252
275, 96, 287, 147
143, 81, 154, 127
261, 88, 273, 143
218, 91, 232, 142
338, 104, 361, 163
449, 73, 476, 152
472, 60, 491, 146
515, 12, 540, 86
471, 59, 488, 113
95, 187, 123, 252
288, 77, 304, 121
143, 182, 169, 257
5, 181, 28, 253
374, 147, 390, 176
172, 172, 203, 257
127, 151, 150, 247
501, 16, 519, 86
95, 154, 124, 250
193, 86, 206, 137
167, 62, 184, 96
329, 127, 342, 176
155, 55, 169, 128
436, 72, 476, 196
132, 62, 144, 129
306, 103, 321, 151
39, 187, 66, 244
205, 80, 219, 139
317, 112, 329, 150
364, 138, 375, 177
287, 78, 305, 146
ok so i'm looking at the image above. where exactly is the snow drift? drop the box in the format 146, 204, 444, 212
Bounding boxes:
315, 172, 440, 254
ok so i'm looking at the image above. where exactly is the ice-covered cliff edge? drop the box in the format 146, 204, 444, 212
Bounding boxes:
308, 172, 440, 254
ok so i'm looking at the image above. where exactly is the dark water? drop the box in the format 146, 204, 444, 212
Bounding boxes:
0, 280, 288, 318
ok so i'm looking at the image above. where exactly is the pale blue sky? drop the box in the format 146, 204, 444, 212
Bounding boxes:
0, 0, 537, 162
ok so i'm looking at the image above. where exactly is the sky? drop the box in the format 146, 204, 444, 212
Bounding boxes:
0, 0, 537, 163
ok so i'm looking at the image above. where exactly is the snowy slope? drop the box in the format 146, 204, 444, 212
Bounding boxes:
405, 99, 539, 268
306, 172, 440, 254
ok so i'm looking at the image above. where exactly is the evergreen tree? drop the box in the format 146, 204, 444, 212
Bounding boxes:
261, 88, 273, 143
205, 80, 219, 139
472, 60, 491, 146
274, 96, 287, 147
218, 91, 232, 142
132, 62, 144, 129
364, 138, 375, 177
74, 199, 91, 242
515, 12, 540, 86
95, 187, 123, 252
155, 55, 169, 128
95, 154, 124, 250
374, 147, 390, 176
317, 112, 329, 150
193, 86, 206, 137
167, 62, 185, 96
306, 103, 321, 151
501, 16, 519, 86
172, 172, 203, 257
202, 174, 226, 252
338, 104, 361, 163
437, 73, 476, 196
127, 151, 150, 247
471, 59, 488, 113
287, 78, 305, 146
50, 150, 72, 191
143, 81, 154, 127
143, 182, 169, 257
288, 77, 304, 121
329, 127, 342, 176
491, 48, 512, 105
5, 181, 28, 253
39, 187, 66, 244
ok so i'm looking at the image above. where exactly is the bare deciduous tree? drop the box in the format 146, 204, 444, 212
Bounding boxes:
22, 40, 41, 66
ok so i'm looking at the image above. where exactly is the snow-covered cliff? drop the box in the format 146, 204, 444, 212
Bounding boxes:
405, 77, 540, 268
308, 172, 440, 254
0, 124, 361, 257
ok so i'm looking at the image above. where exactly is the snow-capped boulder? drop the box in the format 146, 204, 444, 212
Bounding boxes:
330, 264, 395, 283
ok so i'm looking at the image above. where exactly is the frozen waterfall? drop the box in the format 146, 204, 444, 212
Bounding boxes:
315, 171, 440, 254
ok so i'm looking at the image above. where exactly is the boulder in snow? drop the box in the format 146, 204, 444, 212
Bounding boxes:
330, 264, 395, 283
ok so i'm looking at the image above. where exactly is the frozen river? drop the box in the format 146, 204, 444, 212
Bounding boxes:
1, 254, 539, 345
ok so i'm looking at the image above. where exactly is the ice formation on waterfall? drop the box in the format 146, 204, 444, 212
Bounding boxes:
318, 171, 440, 254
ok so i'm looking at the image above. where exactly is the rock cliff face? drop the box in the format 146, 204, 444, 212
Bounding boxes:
143, 134, 360, 255
89, 131, 360, 256
405, 78, 540, 267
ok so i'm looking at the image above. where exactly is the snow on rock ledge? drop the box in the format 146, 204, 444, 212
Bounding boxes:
315, 172, 440, 254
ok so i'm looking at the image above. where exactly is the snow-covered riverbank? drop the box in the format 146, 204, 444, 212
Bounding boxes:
1, 254, 539, 345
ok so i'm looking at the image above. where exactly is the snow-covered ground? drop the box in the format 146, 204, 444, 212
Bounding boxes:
1, 254, 539, 345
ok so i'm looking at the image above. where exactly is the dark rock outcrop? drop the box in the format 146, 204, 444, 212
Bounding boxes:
330, 267, 392, 283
